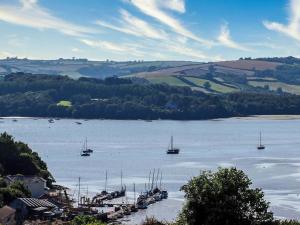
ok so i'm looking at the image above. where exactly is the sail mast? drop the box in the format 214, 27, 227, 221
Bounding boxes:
121, 170, 123, 190
151, 168, 155, 190
160, 171, 162, 189
148, 170, 152, 191
260, 132, 262, 146
78, 177, 81, 207
133, 183, 136, 205
105, 170, 108, 192
155, 168, 160, 188
171, 136, 173, 150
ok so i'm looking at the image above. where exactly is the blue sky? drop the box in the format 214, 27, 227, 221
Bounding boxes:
0, 0, 299, 61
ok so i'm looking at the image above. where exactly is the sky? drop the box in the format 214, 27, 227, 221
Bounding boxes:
0, 0, 299, 62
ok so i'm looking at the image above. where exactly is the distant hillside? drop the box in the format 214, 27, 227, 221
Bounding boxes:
0, 58, 197, 79
131, 57, 300, 95
1, 57, 300, 95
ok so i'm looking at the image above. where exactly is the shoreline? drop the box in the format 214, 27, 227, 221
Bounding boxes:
2, 114, 300, 121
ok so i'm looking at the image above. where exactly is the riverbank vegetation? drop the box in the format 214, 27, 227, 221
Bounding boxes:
0, 132, 54, 186
1, 73, 300, 120
0, 132, 54, 207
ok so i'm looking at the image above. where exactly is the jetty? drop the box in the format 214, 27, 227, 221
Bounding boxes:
71, 169, 168, 223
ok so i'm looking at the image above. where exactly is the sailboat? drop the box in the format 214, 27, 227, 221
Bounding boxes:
80, 138, 93, 156
257, 132, 265, 150
166, 136, 180, 154
82, 138, 93, 154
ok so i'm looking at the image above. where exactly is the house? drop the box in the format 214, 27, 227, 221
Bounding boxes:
5, 175, 47, 198
10, 198, 58, 223
0, 205, 16, 225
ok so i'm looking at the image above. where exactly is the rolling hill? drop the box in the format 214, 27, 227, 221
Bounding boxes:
1, 56, 300, 95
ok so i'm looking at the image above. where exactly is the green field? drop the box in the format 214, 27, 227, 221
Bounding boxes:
146, 76, 190, 87
248, 81, 300, 95
57, 100, 72, 107
247, 77, 277, 81
185, 77, 238, 93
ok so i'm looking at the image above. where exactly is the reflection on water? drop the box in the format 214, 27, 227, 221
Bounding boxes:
1, 117, 300, 222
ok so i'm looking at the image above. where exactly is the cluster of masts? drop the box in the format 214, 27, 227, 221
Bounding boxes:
136, 168, 168, 209
74, 169, 168, 212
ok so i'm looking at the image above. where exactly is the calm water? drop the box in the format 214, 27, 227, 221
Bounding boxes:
1, 117, 300, 223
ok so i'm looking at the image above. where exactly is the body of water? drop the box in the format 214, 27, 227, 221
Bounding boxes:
1, 117, 300, 223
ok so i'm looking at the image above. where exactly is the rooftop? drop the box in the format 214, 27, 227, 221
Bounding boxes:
17, 198, 57, 208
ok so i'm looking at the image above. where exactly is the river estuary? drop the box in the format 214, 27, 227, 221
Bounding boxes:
1, 116, 300, 223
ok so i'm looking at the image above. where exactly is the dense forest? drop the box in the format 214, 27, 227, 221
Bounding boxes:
1, 73, 300, 120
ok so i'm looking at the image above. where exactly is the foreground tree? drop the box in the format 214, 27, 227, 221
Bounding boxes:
177, 167, 274, 225
71, 215, 106, 225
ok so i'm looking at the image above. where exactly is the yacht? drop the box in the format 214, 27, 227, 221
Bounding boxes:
166, 136, 180, 154
257, 132, 265, 150
82, 138, 93, 154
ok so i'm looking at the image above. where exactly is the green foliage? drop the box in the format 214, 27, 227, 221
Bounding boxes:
1, 73, 300, 120
142, 217, 167, 225
0, 181, 30, 207
57, 100, 72, 107
71, 215, 106, 225
178, 168, 274, 225
0, 132, 54, 187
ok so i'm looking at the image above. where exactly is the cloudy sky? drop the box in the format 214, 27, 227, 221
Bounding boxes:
0, 0, 299, 61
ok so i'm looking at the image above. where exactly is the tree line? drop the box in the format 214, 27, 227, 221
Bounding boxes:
1, 73, 300, 120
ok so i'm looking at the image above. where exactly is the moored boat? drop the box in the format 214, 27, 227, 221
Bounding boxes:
167, 136, 180, 154
257, 132, 265, 150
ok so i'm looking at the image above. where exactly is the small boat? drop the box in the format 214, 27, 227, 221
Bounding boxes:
80, 138, 93, 156
12, 119, 18, 122
48, 119, 54, 123
257, 132, 265, 150
161, 190, 168, 199
75, 121, 82, 125
137, 195, 148, 209
166, 136, 180, 154
82, 138, 93, 154
80, 152, 90, 157
154, 193, 162, 201
130, 205, 138, 212
137, 200, 148, 209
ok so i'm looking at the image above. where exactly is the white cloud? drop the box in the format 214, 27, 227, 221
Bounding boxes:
96, 9, 168, 40
127, 0, 214, 46
71, 48, 81, 53
80, 39, 144, 57
264, 0, 300, 42
218, 23, 250, 51
166, 44, 221, 61
160, 0, 185, 13
0, 0, 96, 37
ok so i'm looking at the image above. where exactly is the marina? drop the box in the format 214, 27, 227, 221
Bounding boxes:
2, 117, 300, 222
